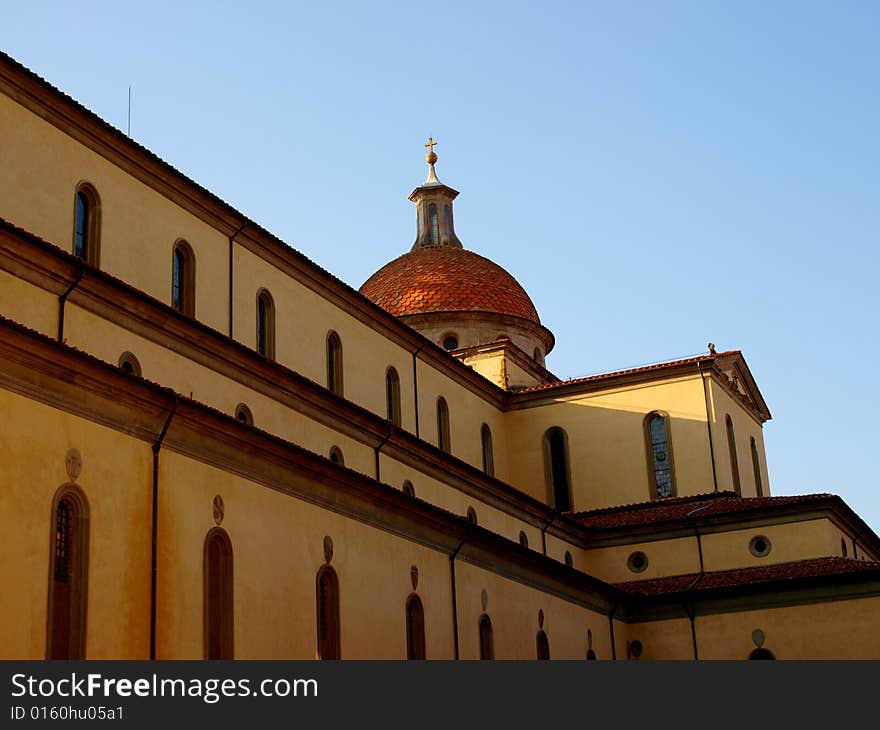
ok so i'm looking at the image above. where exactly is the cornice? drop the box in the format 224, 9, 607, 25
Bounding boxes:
0, 220, 587, 543
0, 52, 505, 408
0, 313, 617, 613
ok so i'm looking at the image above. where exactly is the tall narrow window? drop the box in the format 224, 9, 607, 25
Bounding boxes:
437, 397, 450, 453
326, 331, 343, 396
645, 412, 675, 499
329, 446, 344, 466
444, 204, 452, 238
256, 289, 275, 359
428, 203, 439, 245
478, 614, 494, 660
481, 423, 494, 476
386, 367, 401, 426
72, 183, 100, 266
316, 566, 341, 659
750, 436, 764, 497
172, 240, 195, 317
544, 427, 571, 511
726, 415, 741, 495
536, 630, 550, 660
405, 594, 426, 660
203, 527, 233, 659
47, 486, 89, 659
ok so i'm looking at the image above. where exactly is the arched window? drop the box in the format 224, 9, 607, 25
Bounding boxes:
750, 437, 764, 497
645, 412, 675, 499
444, 204, 452, 238
480, 423, 494, 476
316, 565, 341, 659
466, 506, 478, 525
72, 183, 100, 266
326, 331, 343, 396
47, 485, 89, 659
748, 648, 776, 660
519, 531, 529, 548
726, 415, 741, 495
405, 594, 426, 660
536, 630, 550, 660
329, 446, 344, 466
437, 397, 451, 453
203, 527, 233, 659
478, 614, 494, 660
386, 367, 401, 426
256, 289, 275, 360
533, 347, 542, 363
402, 480, 415, 497
543, 427, 572, 511
235, 404, 253, 426
586, 648, 597, 660
428, 203, 439, 245
172, 240, 195, 317
118, 351, 141, 377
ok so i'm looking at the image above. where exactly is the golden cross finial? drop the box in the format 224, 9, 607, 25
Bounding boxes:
424, 136, 439, 166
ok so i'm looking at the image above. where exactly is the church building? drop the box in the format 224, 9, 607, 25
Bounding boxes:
1, 50, 878, 659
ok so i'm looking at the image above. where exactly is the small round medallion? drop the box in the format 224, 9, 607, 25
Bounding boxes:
480, 589, 488, 612
410, 565, 419, 591
752, 629, 765, 648
538, 609, 544, 629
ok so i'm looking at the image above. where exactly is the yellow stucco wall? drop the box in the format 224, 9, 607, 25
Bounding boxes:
506, 376, 716, 510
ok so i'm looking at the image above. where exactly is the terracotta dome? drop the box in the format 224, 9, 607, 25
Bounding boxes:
360, 246, 541, 324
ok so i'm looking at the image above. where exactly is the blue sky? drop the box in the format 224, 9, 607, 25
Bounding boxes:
5, 2, 879, 527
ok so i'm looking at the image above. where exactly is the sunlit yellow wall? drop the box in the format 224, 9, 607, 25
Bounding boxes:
158, 450, 458, 659
415, 359, 508, 480
701, 519, 836, 572
620, 619, 695, 660
0, 94, 229, 332
706, 380, 769, 496
505, 375, 715, 510
454, 561, 610, 660
694, 597, 880, 659
585, 536, 700, 584
0, 388, 153, 659
0, 268, 57, 336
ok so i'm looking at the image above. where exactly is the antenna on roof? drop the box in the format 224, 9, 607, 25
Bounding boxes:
127, 85, 131, 137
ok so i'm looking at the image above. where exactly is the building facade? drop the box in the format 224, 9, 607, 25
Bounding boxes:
1, 51, 878, 660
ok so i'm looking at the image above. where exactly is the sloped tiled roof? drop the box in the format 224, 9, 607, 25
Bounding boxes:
360, 246, 541, 324
517, 350, 740, 394
617, 557, 880, 596
574, 492, 837, 530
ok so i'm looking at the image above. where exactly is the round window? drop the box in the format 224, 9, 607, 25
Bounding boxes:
627, 551, 648, 573
442, 334, 459, 351
749, 535, 772, 558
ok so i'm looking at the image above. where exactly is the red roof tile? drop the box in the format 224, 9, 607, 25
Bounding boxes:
618, 557, 880, 596
517, 350, 740, 393
360, 247, 541, 324
574, 492, 836, 530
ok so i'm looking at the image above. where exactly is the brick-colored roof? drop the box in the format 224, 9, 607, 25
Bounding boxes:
574, 492, 836, 530
360, 247, 541, 324
517, 350, 740, 394
617, 557, 880, 596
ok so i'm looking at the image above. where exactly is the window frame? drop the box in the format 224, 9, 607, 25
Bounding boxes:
643, 411, 677, 500
46, 484, 90, 659
72, 182, 101, 267
256, 289, 276, 360
436, 397, 451, 453
203, 526, 234, 660
326, 331, 344, 396
385, 366, 402, 426
542, 427, 572, 511
171, 239, 196, 317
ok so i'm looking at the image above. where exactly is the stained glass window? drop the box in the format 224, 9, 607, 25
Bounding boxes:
647, 413, 674, 498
